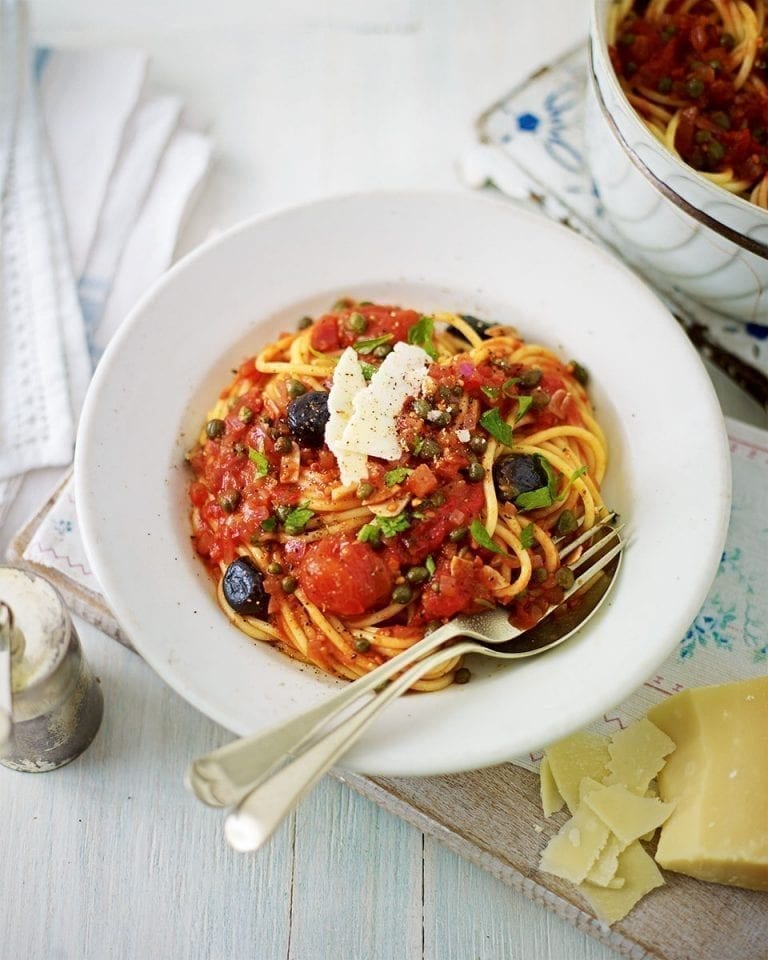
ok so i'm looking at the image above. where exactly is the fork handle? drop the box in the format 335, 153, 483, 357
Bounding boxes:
224, 640, 477, 852
185, 618, 464, 807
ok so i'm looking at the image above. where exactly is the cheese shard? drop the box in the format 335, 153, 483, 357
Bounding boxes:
539, 802, 611, 884
340, 342, 430, 461
648, 676, 768, 892
539, 756, 565, 818
324, 347, 368, 485
583, 782, 675, 847
578, 841, 664, 925
585, 835, 624, 889
605, 718, 676, 795
544, 731, 610, 815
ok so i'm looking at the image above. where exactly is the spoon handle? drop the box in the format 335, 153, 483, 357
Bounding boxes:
185, 618, 463, 808
224, 640, 476, 852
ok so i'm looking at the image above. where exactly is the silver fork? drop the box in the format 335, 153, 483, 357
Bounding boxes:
222, 523, 624, 851
186, 520, 624, 813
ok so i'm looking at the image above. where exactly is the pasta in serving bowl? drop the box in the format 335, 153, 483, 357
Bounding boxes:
75, 191, 730, 777
188, 300, 609, 690
588, 0, 768, 321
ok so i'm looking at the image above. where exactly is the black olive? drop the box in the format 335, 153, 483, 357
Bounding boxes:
222, 556, 270, 618
286, 390, 330, 448
446, 314, 493, 342
493, 454, 550, 502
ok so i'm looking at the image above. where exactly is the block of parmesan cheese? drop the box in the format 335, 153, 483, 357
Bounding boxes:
648, 676, 768, 892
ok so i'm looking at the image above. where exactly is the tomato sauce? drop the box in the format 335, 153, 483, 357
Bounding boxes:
611, 2, 768, 184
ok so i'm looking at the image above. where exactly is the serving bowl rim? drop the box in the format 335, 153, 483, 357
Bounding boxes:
588, 0, 768, 255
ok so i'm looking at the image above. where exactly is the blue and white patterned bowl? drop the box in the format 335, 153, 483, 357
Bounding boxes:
587, 0, 768, 323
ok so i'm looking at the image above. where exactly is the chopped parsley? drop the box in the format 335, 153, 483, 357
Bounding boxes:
515, 395, 533, 422
354, 333, 392, 355
407, 315, 438, 359
425, 554, 436, 577
360, 362, 376, 382
384, 467, 413, 486
469, 520, 507, 556
480, 408, 514, 447
283, 504, 315, 535
519, 523, 535, 550
357, 513, 411, 543
555, 464, 588, 502
481, 385, 500, 400
248, 448, 270, 477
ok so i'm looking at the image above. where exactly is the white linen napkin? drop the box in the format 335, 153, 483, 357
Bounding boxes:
0, 0, 212, 527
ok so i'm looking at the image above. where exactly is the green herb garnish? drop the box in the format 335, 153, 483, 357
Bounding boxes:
283, 504, 315, 535
407, 315, 438, 359
469, 520, 507, 556
357, 513, 411, 543
248, 448, 270, 477
515, 395, 533, 422
481, 385, 500, 400
384, 467, 413, 487
480, 408, 514, 447
520, 524, 535, 550
354, 333, 393, 355
425, 554, 436, 577
360, 362, 376, 382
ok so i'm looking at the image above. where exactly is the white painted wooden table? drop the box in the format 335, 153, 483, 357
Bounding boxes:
3, 3, 766, 959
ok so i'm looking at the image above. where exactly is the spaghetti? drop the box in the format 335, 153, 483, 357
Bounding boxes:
608, 0, 768, 207
187, 300, 609, 690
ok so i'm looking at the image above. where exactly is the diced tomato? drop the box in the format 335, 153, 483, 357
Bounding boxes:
310, 314, 341, 353
299, 536, 395, 616
403, 480, 484, 563
189, 482, 209, 508
407, 464, 438, 498
421, 556, 492, 620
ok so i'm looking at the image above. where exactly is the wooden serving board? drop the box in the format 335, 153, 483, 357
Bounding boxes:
6, 499, 768, 960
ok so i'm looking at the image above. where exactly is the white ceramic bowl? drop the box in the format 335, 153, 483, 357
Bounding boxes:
75, 190, 731, 777
587, 0, 768, 322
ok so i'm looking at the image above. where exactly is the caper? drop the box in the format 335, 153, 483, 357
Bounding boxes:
454, 667, 471, 684
392, 584, 413, 605
556, 510, 577, 535
569, 361, 589, 386
555, 567, 575, 590
239, 406, 254, 424
357, 481, 375, 499
431, 410, 451, 427
534, 567, 549, 583
275, 505, 291, 523
297, 315, 313, 329
467, 462, 485, 483
286, 379, 307, 399
267, 561, 283, 575
531, 387, 550, 409
372, 344, 392, 359
428, 490, 446, 507
406, 566, 429, 584
274, 436, 294, 454
519, 367, 542, 388
206, 418, 226, 439
281, 575, 298, 594
449, 526, 468, 543
354, 637, 371, 653
414, 398, 432, 419
218, 490, 240, 513
418, 438, 442, 459
469, 434, 487, 454
657, 76, 673, 94
686, 77, 704, 98
347, 311, 368, 334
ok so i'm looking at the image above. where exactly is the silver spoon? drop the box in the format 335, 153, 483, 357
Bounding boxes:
223, 532, 623, 851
